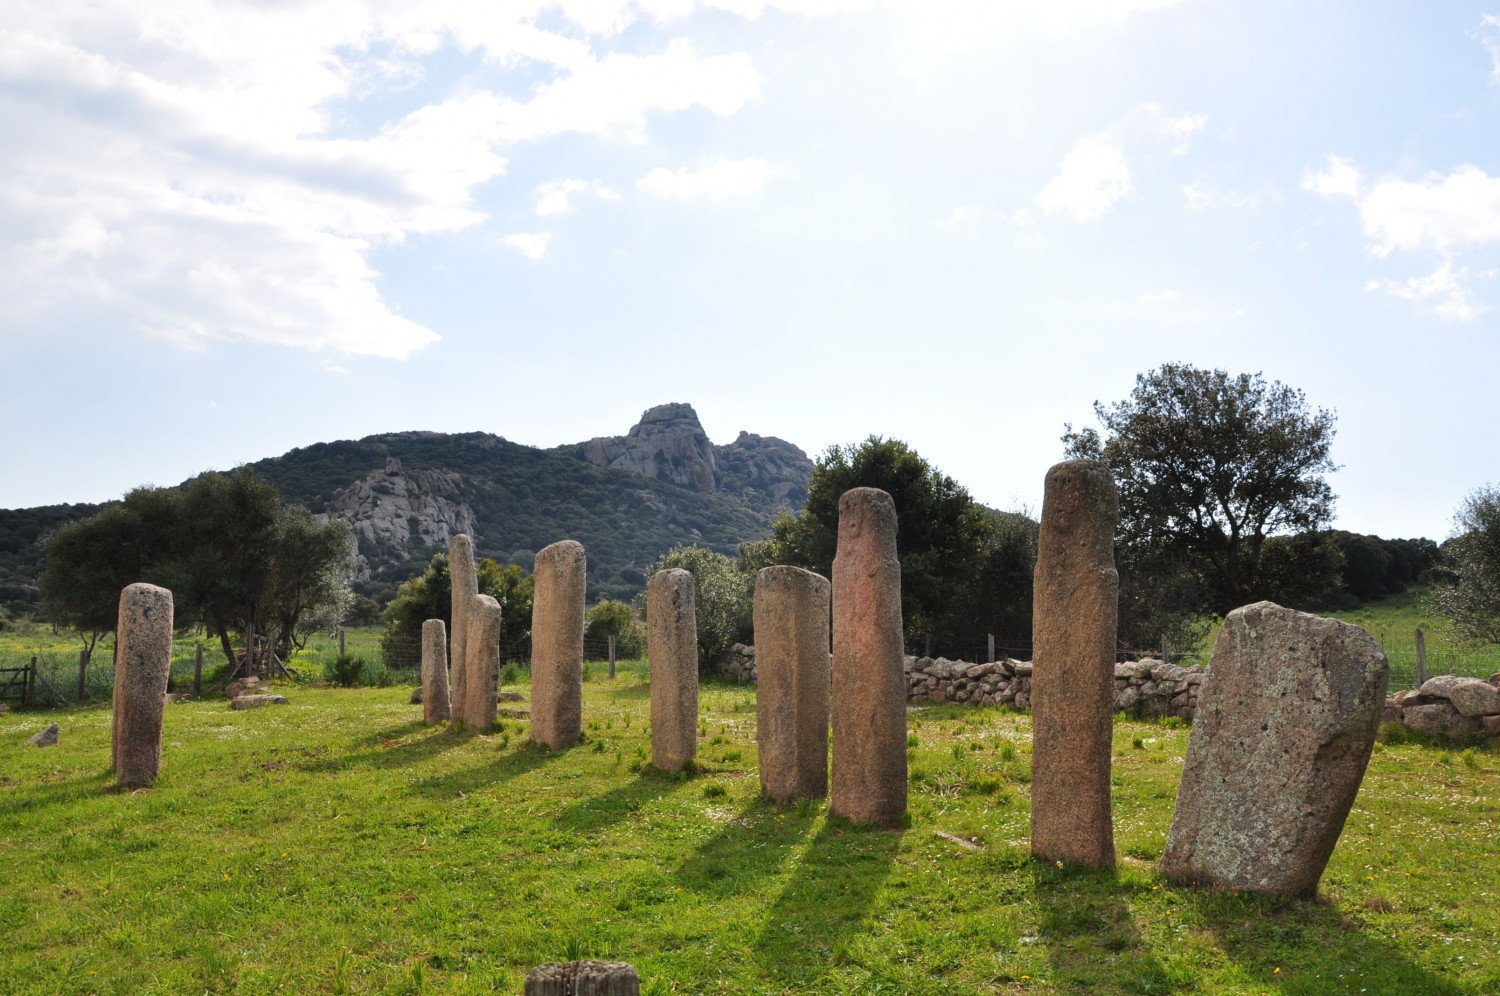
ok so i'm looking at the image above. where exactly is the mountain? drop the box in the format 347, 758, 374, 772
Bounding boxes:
0, 404, 814, 612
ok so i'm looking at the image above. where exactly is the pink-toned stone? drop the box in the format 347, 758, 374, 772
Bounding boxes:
1031, 460, 1118, 868
648, 568, 698, 773
112, 583, 174, 789
754, 565, 831, 803
422, 618, 451, 725
449, 534, 478, 729
459, 594, 500, 732
532, 540, 586, 750
830, 487, 907, 829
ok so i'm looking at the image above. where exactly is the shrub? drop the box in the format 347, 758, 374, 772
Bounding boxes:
329, 654, 366, 687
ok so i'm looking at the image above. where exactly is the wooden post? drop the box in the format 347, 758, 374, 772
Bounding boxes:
245, 621, 255, 678
77, 649, 89, 702
193, 642, 204, 697
924, 632, 932, 658
525, 961, 639, 996
608, 634, 616, 679
338, 626, 346, 658
1161, 634, 1170, 664
26, 656, 36, 707
1415, 628, 1427, 687
987, 633, 995, 664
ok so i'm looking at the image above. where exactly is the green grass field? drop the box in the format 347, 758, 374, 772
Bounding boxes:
2, 666, 1497, 994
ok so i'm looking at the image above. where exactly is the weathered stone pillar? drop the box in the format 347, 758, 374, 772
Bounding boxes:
532, 540, 586, 750
1161, 602, 1388, 898
648, 568, 698, 773
112, 583, 174, 789
525, 961, 639, 995
754, 565, 831, 803
1030, 459, 1119, 868
830, 487, 907, 828
421, 619, 451, 725
449, 533, 478, 729
460, 593, 500, 732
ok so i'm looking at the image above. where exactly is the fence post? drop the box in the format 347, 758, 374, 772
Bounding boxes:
338, 626, 346, 658
194, 642, 204, 697
26, 656, 36, 707
1415, 628, 1427, 687
77, 649, 89, 702
987, 633, 995, 664
924, 632, 932, 658
1161, 634, 1170, 664
608, 634, 617, 679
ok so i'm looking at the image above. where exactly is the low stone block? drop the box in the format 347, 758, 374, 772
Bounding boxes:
1403, 702, 1482, 740
1445, 678, 1500, 718
28, 723, 59, 747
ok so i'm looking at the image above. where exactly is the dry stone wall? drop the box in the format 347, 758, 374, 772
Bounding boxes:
718, 644, 1204, 722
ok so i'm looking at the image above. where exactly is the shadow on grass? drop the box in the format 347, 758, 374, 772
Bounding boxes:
674, 798, 818, 899
551, 768, 682, 834
1029, 862, 1176, 993
751, 819, 904, 982
1179, 887, 1467, 995
294, 725, 467, 776
407, 741, 560, 800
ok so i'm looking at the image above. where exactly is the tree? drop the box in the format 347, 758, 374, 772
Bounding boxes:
1437, 485, 1500, 643
380, 553, 534, 664
642, 545, 752, 671
756, 436, 1036, 651
585, 599, 645, 658
265, 506, 354, 654
1064, 364, 1338, 638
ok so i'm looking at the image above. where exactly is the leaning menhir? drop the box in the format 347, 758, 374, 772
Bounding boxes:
112, 583, 174, 789
754, 565, 831, 803
648, 568, 698, 773
421, 618, 451, 724
1161, 601, 1389, 898
1030, 459, 1119, 868
460, 594, 501, 731
532, 540, 586, 750
449, 534, 478, 729
830, 487, 907, 829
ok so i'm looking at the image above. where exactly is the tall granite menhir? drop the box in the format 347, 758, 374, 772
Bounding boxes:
460, 594, 501, 731
830, 487, 907, 829
1161, 602, 1388, 898
449, 534, 478, 728
1030, 459, 1119, 868
421, 618, 451, 725
532, 540, 586, 750
754, 565, 831, 803
648, 568, 698, 773
112, 583, 174, 789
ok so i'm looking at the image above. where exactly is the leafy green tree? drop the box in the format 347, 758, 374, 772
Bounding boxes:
1064, 364, 1338, 642
585, 598, 645, 658
266, 506, 354, 653
1437, 485, 1500, 643
643, 545, 752, 670
380, 553, 534, 663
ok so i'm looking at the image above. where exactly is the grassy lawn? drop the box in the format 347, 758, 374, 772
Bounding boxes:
2, 665, 1496, 994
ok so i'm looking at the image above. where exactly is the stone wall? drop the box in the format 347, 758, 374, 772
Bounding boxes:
716, 644, 1205, 722
1385, 674, 1500, 741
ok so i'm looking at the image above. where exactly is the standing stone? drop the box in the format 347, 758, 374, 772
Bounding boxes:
532, 541, 587, 750
754, 565, 831, 803
648, 568, 698, 773
830, 487, 907, 829
112, 583, 174, 789
1161, 601, 1389, 898
449, 534, 478, 730
1030, 460, 1119, 868
460, 594, 501, 732
421, 619, 451, 725
525, 961, 639, 996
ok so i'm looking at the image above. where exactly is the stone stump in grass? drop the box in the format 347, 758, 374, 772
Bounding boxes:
421, 618, 451, 725
112, 583, 174, 789
754, 564, 831, 803
524, 961, 639, 995
459, 594, 501, 732
1030, 459, 1119, 868
448, 533, 478, 730
532, 540, 587, 750
830, 487, 907, 829
648, 568, 698, 773
1161, 601, 1389, 898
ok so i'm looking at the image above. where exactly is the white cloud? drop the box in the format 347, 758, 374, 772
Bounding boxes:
638, 156, 777, 200
1479, 14, 1500, 81
535, 179, 621, 216
1367, 260, 1492, 323
1182, 179, 1262, 211
1302, 155, 1364, 200
1138, 102, 1207, 154
1137, 289, 1183, 305
1032, 135, 1134, 222
504, 231, 553, 260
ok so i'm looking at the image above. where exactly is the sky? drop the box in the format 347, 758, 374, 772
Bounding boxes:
2, 0, 1498, 540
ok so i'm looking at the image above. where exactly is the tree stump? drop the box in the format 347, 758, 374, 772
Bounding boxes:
524, 960, 639, 995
